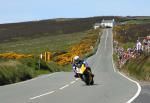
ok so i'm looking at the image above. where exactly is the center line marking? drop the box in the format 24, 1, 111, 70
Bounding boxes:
75, 78, 79, 81
105, 30, 108, 50
59, 84, 69, 90
29, 79, 78, 100
30, 91, 55, 100
70, 81, 76, 84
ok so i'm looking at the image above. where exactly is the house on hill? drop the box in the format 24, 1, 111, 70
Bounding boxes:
101, 19, 115, 28
94, 19, 115, 29
94, 23, 101, 29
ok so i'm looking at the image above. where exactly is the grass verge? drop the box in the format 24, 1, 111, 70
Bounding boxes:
0, 29, 101, 85
113, 22, 150, 81
121, 55, 150, 81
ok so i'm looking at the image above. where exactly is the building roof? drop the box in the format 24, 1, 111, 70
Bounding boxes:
94, 19, 115, 27
94, 23, 101, 26
101, 19, 114, 23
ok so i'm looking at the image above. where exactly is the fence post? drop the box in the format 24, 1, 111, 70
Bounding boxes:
38, 54, 43, 69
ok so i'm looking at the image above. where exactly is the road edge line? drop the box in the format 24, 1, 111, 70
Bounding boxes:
105, 30, 108, 49
70, 81, 76, 84
111, 30, 141, 103
6, 72, 58, 86
118, 72, 141, 103
112, 52, 141, 103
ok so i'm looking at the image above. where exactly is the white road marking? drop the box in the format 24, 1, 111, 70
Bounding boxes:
8, 73, 57, 86
30, 91, 55, 100
59, 84, 69, 90
111, 29, 141, 103
105, 30, 108, 49
31, 29, 140, 102
112, 58, 116, 72
118, 72, 141, 103
75, 78, 79, 81
70, 81, 76, 84
29, 79, 78, 100
111, 32, 117, 73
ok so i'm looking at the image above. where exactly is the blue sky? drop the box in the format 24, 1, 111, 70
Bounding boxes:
0, 0, 149, 24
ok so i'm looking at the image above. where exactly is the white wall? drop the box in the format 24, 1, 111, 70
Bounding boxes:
94, 25, 99, 29
101, 22, 113, 28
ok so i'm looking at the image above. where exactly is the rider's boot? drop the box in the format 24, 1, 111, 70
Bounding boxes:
74, 73, 79, 78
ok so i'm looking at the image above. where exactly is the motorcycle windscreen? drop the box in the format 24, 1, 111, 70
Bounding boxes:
76, 64, 86, 74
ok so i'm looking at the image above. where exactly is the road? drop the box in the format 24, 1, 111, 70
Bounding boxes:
0, 28, 140, 103
133, 82, 150, 103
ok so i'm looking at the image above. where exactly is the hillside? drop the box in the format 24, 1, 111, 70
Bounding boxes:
113, 23, 150, 43
113, 22, 150, 81
0, 17, 105, 85
0, 16, 120, 44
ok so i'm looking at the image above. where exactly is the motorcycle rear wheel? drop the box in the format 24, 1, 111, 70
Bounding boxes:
90, 78, 94, 85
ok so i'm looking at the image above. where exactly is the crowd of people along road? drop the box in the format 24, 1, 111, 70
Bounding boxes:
114, 36, 150, 65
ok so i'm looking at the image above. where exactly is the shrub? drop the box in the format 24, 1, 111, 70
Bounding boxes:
0, 53, 33, 59
55, 30, 100, 65
0, 60, 33, 85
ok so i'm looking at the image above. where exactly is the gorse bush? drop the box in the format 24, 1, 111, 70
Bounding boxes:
55, 29, 101, 65
0, 53, 33, 59
0, 27, 101, 85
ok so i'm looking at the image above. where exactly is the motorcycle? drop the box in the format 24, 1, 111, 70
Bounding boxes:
76, 64, 94, 85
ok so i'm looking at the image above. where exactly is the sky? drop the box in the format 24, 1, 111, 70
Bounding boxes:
0, 0, 150, 24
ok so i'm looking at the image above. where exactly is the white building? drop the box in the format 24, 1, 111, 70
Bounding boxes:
101, 19, 115, 28
94, 23, 101, 29
94, 19, 115, 29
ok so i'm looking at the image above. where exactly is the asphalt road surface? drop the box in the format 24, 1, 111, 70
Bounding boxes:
0, 28, 140, 103
133, 82, 150, 103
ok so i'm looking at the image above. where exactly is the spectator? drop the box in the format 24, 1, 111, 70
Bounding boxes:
148, 39, 150, 53
136, 40, 142, 54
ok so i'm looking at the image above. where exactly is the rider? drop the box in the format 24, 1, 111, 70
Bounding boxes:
72, 56, 94, 78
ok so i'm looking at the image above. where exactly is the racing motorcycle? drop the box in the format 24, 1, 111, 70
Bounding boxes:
76, 64, 94, 85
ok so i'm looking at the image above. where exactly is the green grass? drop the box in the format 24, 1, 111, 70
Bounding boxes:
113, 50, 150, 81
113, 40, 150, 81
113, 53, 118, 62
120, 42, 135, 50
0, 29, 101, 85
34, 70, 50, 76
113, 18, 150, 81
122, 19, 150, 24
0, 30, 98, 54
121, 55, 150, 80
0, 16, 107, 85
0, 58, 73, 85
0, 60, 34, 85
83, 31, 101, 59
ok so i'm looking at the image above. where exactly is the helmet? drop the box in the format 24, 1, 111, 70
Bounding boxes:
73, 56, 80, 63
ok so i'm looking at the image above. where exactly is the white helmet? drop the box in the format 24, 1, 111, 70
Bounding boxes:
73, 56, 80, 62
